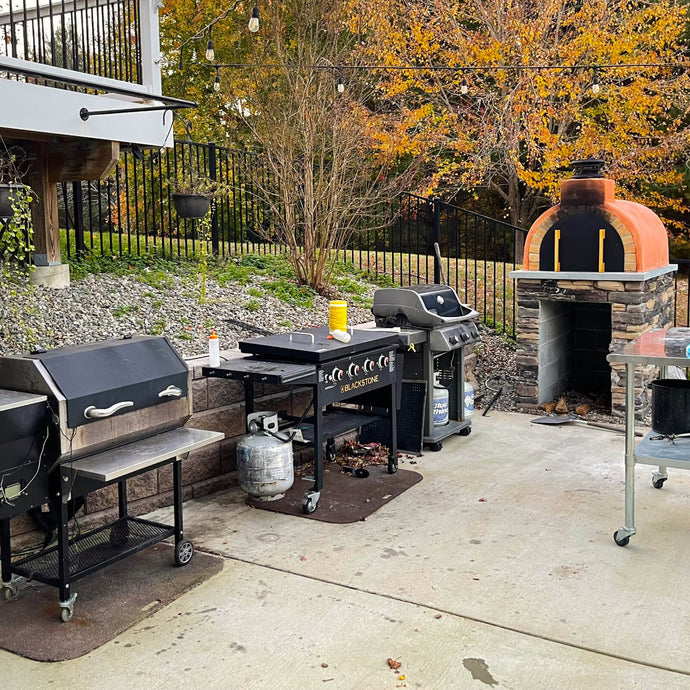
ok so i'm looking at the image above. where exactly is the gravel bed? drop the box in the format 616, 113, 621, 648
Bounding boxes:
0, 269, 377, 359
0, 268, 621, 423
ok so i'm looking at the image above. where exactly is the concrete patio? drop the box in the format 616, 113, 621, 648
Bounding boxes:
3, 410, 690, 688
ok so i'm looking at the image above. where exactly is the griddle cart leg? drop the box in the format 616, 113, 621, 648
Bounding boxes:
173, 456, 194, 566
57, 490, 77, 621
388, 380, 398, 474
1, 518, 19, 601
302, 386, 322, 514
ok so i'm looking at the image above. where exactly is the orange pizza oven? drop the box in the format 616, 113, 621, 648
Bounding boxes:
522, 159, 669, 273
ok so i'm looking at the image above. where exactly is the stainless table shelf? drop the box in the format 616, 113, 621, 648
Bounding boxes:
607, 327, 690, 546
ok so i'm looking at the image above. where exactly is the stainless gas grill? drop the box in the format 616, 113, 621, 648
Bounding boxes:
0, 336, 223, 621
372, 284, 481, 451
203, 327, 400, 514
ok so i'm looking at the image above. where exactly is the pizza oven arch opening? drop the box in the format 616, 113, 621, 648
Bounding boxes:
538, 300, 613, 409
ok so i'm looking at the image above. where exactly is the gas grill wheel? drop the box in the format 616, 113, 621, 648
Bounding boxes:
175, 540, 194, 566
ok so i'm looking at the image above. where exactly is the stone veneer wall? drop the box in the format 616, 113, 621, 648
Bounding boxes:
5, 350, 315, 551
515, 271, 675, 419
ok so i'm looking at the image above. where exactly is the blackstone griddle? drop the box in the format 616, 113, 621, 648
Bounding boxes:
204, 327, 401, 514
239, 327, 399, 363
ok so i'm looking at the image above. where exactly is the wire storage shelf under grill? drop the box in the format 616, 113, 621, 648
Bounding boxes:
13, 517, 174, 585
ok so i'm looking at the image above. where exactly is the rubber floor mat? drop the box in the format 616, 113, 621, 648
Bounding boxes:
0, 543, 223, 661
247, 466, 423, 523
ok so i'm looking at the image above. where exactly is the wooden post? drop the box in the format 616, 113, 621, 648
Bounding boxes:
25, 143, 61, 267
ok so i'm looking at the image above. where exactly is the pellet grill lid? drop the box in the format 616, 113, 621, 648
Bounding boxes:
28, 336, 188, 428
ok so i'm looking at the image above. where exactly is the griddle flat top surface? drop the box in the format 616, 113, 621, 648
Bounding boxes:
239, 327, 398, 363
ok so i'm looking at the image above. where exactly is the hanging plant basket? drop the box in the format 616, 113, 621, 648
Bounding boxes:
172, 193, 211, 219
0, 183, 25, 219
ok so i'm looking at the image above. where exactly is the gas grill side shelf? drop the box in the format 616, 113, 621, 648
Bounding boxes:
1, 427, 224, 621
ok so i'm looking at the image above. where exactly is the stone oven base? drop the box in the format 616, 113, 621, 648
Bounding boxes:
513, 270, 675, 419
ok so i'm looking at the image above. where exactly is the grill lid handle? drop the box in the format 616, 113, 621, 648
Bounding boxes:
158, 385, 184, 398
83, 401, 135, 419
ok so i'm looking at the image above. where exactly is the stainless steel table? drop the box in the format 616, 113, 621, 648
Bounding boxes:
607, 327, 690, 546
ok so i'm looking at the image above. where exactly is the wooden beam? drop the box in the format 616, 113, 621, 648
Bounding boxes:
50, 140, 120, 181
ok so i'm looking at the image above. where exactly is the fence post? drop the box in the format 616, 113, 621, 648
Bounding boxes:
432, 197, 441, 284
72, 181, 85, 256
208, 142, 219, 255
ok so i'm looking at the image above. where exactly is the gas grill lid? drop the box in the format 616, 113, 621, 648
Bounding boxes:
372, 285, 478, 327
28, 336, 188, 428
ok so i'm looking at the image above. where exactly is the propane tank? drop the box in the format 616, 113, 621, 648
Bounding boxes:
432, 372, 449, 426
237, 412, 294, 501
463, 380, 475, 421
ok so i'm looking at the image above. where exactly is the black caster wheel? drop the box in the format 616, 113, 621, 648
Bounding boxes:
326, 439, 337, 463
613, 530, 630, 547
429, 442, 443, 452
459, 427, 472, 437
652, 477, 667, 489
388, 460, 398, 474
175, 540, 194, 566
302, 497, 318, 514
60, 606, 74, 622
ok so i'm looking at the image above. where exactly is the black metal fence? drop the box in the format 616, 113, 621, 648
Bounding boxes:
60, 141, 276, 258
0, 0, 142, 85
57, 139, 690, 339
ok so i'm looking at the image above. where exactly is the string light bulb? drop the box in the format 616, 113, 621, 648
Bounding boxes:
214, 69, 221, 91
460, 77, 468, 95
205, 36, 215, 62
591, 70, 601, 95
337, 75, 345, 93
248, 6, 260, 33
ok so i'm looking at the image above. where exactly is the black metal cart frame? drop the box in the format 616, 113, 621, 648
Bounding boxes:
203, 333, 400, 514
1, 427, 222, 621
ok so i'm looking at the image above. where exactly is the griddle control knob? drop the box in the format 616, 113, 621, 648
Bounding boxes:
348, 363, 360, 378
377, 354, 389, 369
363, 359, 375, 373
331, 367, 344, 382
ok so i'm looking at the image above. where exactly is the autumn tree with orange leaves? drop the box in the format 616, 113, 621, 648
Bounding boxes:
346, 0, 690, 232
163, 0, 417, 291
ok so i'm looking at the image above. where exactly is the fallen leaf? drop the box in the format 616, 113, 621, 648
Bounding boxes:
398, 675, 406, 681
300, 556, 307, 562
478, 497, 487, 502
434, 614, 442, 619
555, 397, 568, 414
387, 658, 402, 670
321, 663, 328, 668
575, 403, 591, 416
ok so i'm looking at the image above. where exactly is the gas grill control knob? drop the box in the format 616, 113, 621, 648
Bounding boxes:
378, 355, 389, 369
363, 359, 375, 373
348, 363, 360, 378
331, 367, 344, 382
449, 335, 459, 345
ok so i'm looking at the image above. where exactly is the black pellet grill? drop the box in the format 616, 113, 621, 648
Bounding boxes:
203, 327, 400, 514
0, 336, 222, 621
372, 284, 481, 451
